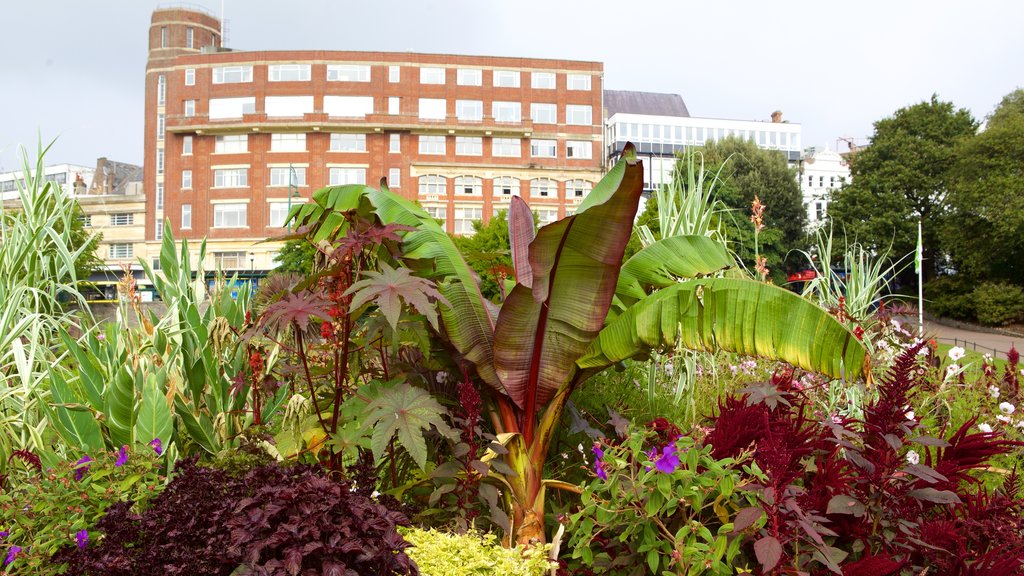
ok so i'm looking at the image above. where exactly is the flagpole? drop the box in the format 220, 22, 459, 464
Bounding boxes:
917, 218, 924, 338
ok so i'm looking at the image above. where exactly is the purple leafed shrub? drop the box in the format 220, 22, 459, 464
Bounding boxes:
55, 459, 418, 576
706, 344, 1024, 575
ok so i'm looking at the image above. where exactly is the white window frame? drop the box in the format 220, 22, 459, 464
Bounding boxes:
566, 179, 592, 198
388, 97, 400, 115
492, 138, 521, 157
454, 206, 483, 235
182, 169, 192, 189
213, 203, 248, 228
418, 175, 446, 196
420, 67, 446, 84
184, 68, 195, 86
456, 137, 482, 156
214, 134, 248, 154
157, 113, 165, 140
269, 203, 290, 227
530, 139, 557, 158
388, 65, 400, 83
270, 167, 306, 187
456, 100, 483, 121
418, 135, 446, 155
324, 96, 374, 118
567, 73, 591, 90
531, 178, 557, 198
265, 95, 313, 118
213, 251, 248, 270
212, 65, 253, 84
182, 135, 192, 155
186, 27, 194, 48
457, 68, 482, 86
328, 167, 367, 186
388, 168, 401, 188
389, 133, 401, 152
327, 64, 370, 82
418, 98, 447, 120
329, 133, 366, 152
208, 97, 256, 120
455, 176, 482, 195
108, 243, 134, 259
109, 213, 134, 226
566, 105, 593, 126
492, 101, 521, 123
268, 64, 311, 82
181, 204, 191, 228
270, 133, 306, 152
494, 176, 520, 197
493, 70, 520, 88
535, 208, 558, 226
531, 72, 555, 89
530, 103, 557, 124
183, 100, 195, 117
157, 74, 166, 105
213, 168, 248, 188
566, 140, 592, 159
425, 205, 447, 223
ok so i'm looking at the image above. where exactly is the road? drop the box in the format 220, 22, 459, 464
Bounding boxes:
897, 315, 1021, 360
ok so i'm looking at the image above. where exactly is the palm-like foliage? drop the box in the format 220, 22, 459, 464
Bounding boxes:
290, 145, 870, 545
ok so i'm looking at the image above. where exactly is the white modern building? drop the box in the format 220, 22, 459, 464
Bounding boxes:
604, 90, 803, 191
0, 163, 95, 200
800, 145, 851, 227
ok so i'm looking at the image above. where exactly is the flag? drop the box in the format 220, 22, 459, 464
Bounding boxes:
915, 220, 923, 275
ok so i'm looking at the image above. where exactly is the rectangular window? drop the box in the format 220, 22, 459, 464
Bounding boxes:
456, 137, 482, 156
329, 133, 366, 152
209, 97, 256, 119
181, 204, 191, 228
388, 97, 400, 115
567, 74, 591, 90
185, 68, 195, 86
182, 135, 192, 155
530, 103, 557, 124
270, 133, 306, 152
326, 64, 370, 82
186, 27, 194, 48
156, 183, 164, 210
418, 98, 446, 120
214, 134, 248, 153
213, 203, 247, 228
183, 100, 195, 117
536, 208, 558, 226
492, 138, 520, 157
388, 168, 401, 188
425, 206, 447, 223
566, 140, 592, 159
109, 213, 134, 226
420, 67, 446, 84
328, 167, 367, 185
530, 139, 557, 158
531, 72, 555, 89
492, 101, 521, 123
155, 227, 162, 241
389, 133, 400, 152
157, 75, 166, 105
493, 70, 520, 88
456, 100, 483, 121
265, 95, 313, 117
269, 203, 290, 227
212, 65, 253, 84
108, 243, 134, 259
324, 95, 374, 118
157, 113, 165, 140
213, 251, 247, 269
566, 105, 592, 126
156, 149, 164, 174
457, 68, 481, 86
454, 206, 483, 235
419, 135, 446, 155
160, 27, 167, 48
388, 65, 400, 82
213, 168, 248, 188
270, 167, 306, 187
268, 64, 311, 82
182, 169, 192, 189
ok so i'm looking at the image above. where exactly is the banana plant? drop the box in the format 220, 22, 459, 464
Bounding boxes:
289, 144, 871, 546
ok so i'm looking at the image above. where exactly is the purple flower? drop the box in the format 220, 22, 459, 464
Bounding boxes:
115, 445, 129, 467
0, 530, 8, 539
76, 529, 89, 550
594, 459, 608, 481
654, 443, 681, 474
149, 438, 163, 456
4, 545, 21, 566
75, 455, 93, 481
591, 442, 604, 459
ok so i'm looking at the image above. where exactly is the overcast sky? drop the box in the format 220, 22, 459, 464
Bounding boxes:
1, 0, 1021, 171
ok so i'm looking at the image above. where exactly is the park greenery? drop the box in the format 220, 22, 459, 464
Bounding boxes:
2, 87, 1024, 575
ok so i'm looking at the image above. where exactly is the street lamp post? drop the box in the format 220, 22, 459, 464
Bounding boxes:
249, 251, 255, 273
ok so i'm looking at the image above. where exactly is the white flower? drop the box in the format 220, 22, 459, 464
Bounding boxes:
983, 353, 993, 362
891, 319, 901, 330
948, 346, 966, 361
999, 402, 1016, 415
371, 490, 380, 499
989, 386, 1001, 399
906, 450, 920, 465
561, 452, 569, 460
577, 443, 584, 453
998, 415, 1012, 424
979, 423, 993, 433
905, 410, 916, 421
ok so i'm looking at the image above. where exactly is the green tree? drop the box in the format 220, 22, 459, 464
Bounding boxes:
943, 89, 1024, 283
697, 136, 806, 283
827, 95, 977, 283
451, 210, 516, 300
273, 238, 316, 274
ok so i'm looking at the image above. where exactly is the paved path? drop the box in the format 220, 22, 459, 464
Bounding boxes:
897, 316, 1021, 360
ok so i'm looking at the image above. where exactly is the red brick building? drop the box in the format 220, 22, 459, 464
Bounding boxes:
145, 7, 604, 271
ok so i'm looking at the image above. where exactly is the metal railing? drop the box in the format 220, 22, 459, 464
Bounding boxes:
937, 337, 1017, 361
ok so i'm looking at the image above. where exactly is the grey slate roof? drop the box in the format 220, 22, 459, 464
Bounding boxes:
604, 90, 690, 117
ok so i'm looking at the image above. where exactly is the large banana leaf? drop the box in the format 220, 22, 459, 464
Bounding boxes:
493, 146, 644, 428
616, 235, 734, 307
508, 196, 535, 288
577, 278, 870, 382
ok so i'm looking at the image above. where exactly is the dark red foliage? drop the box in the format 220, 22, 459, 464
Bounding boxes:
55, 459, 417, 576
839, 553, 905, 576
705, 396, 769, 460
1005, 345, 1020, 400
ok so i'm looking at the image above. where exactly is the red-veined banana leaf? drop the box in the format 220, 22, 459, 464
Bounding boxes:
615, 235, 734, 307
507, 196, 535, 288
493, 145, 644, 441
577, 277, 870, 382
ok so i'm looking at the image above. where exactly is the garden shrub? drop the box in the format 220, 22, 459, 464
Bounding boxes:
924, 275, 977, 321
0, 446, 164, 575
401, 528, 553, 576
57, 459, 418, 576
973, 281, 1024, 326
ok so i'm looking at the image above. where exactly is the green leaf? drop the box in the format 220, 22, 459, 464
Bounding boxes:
105, 365, 137, 447
174, 397, 218, 455
345, 262, 447, 331
578, 278, 870, 382
493, 147, 645, 419
46, 370, 104, 452
135, 372, 173, 448
616, 235, 734, 307
361, 382, 456, 470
